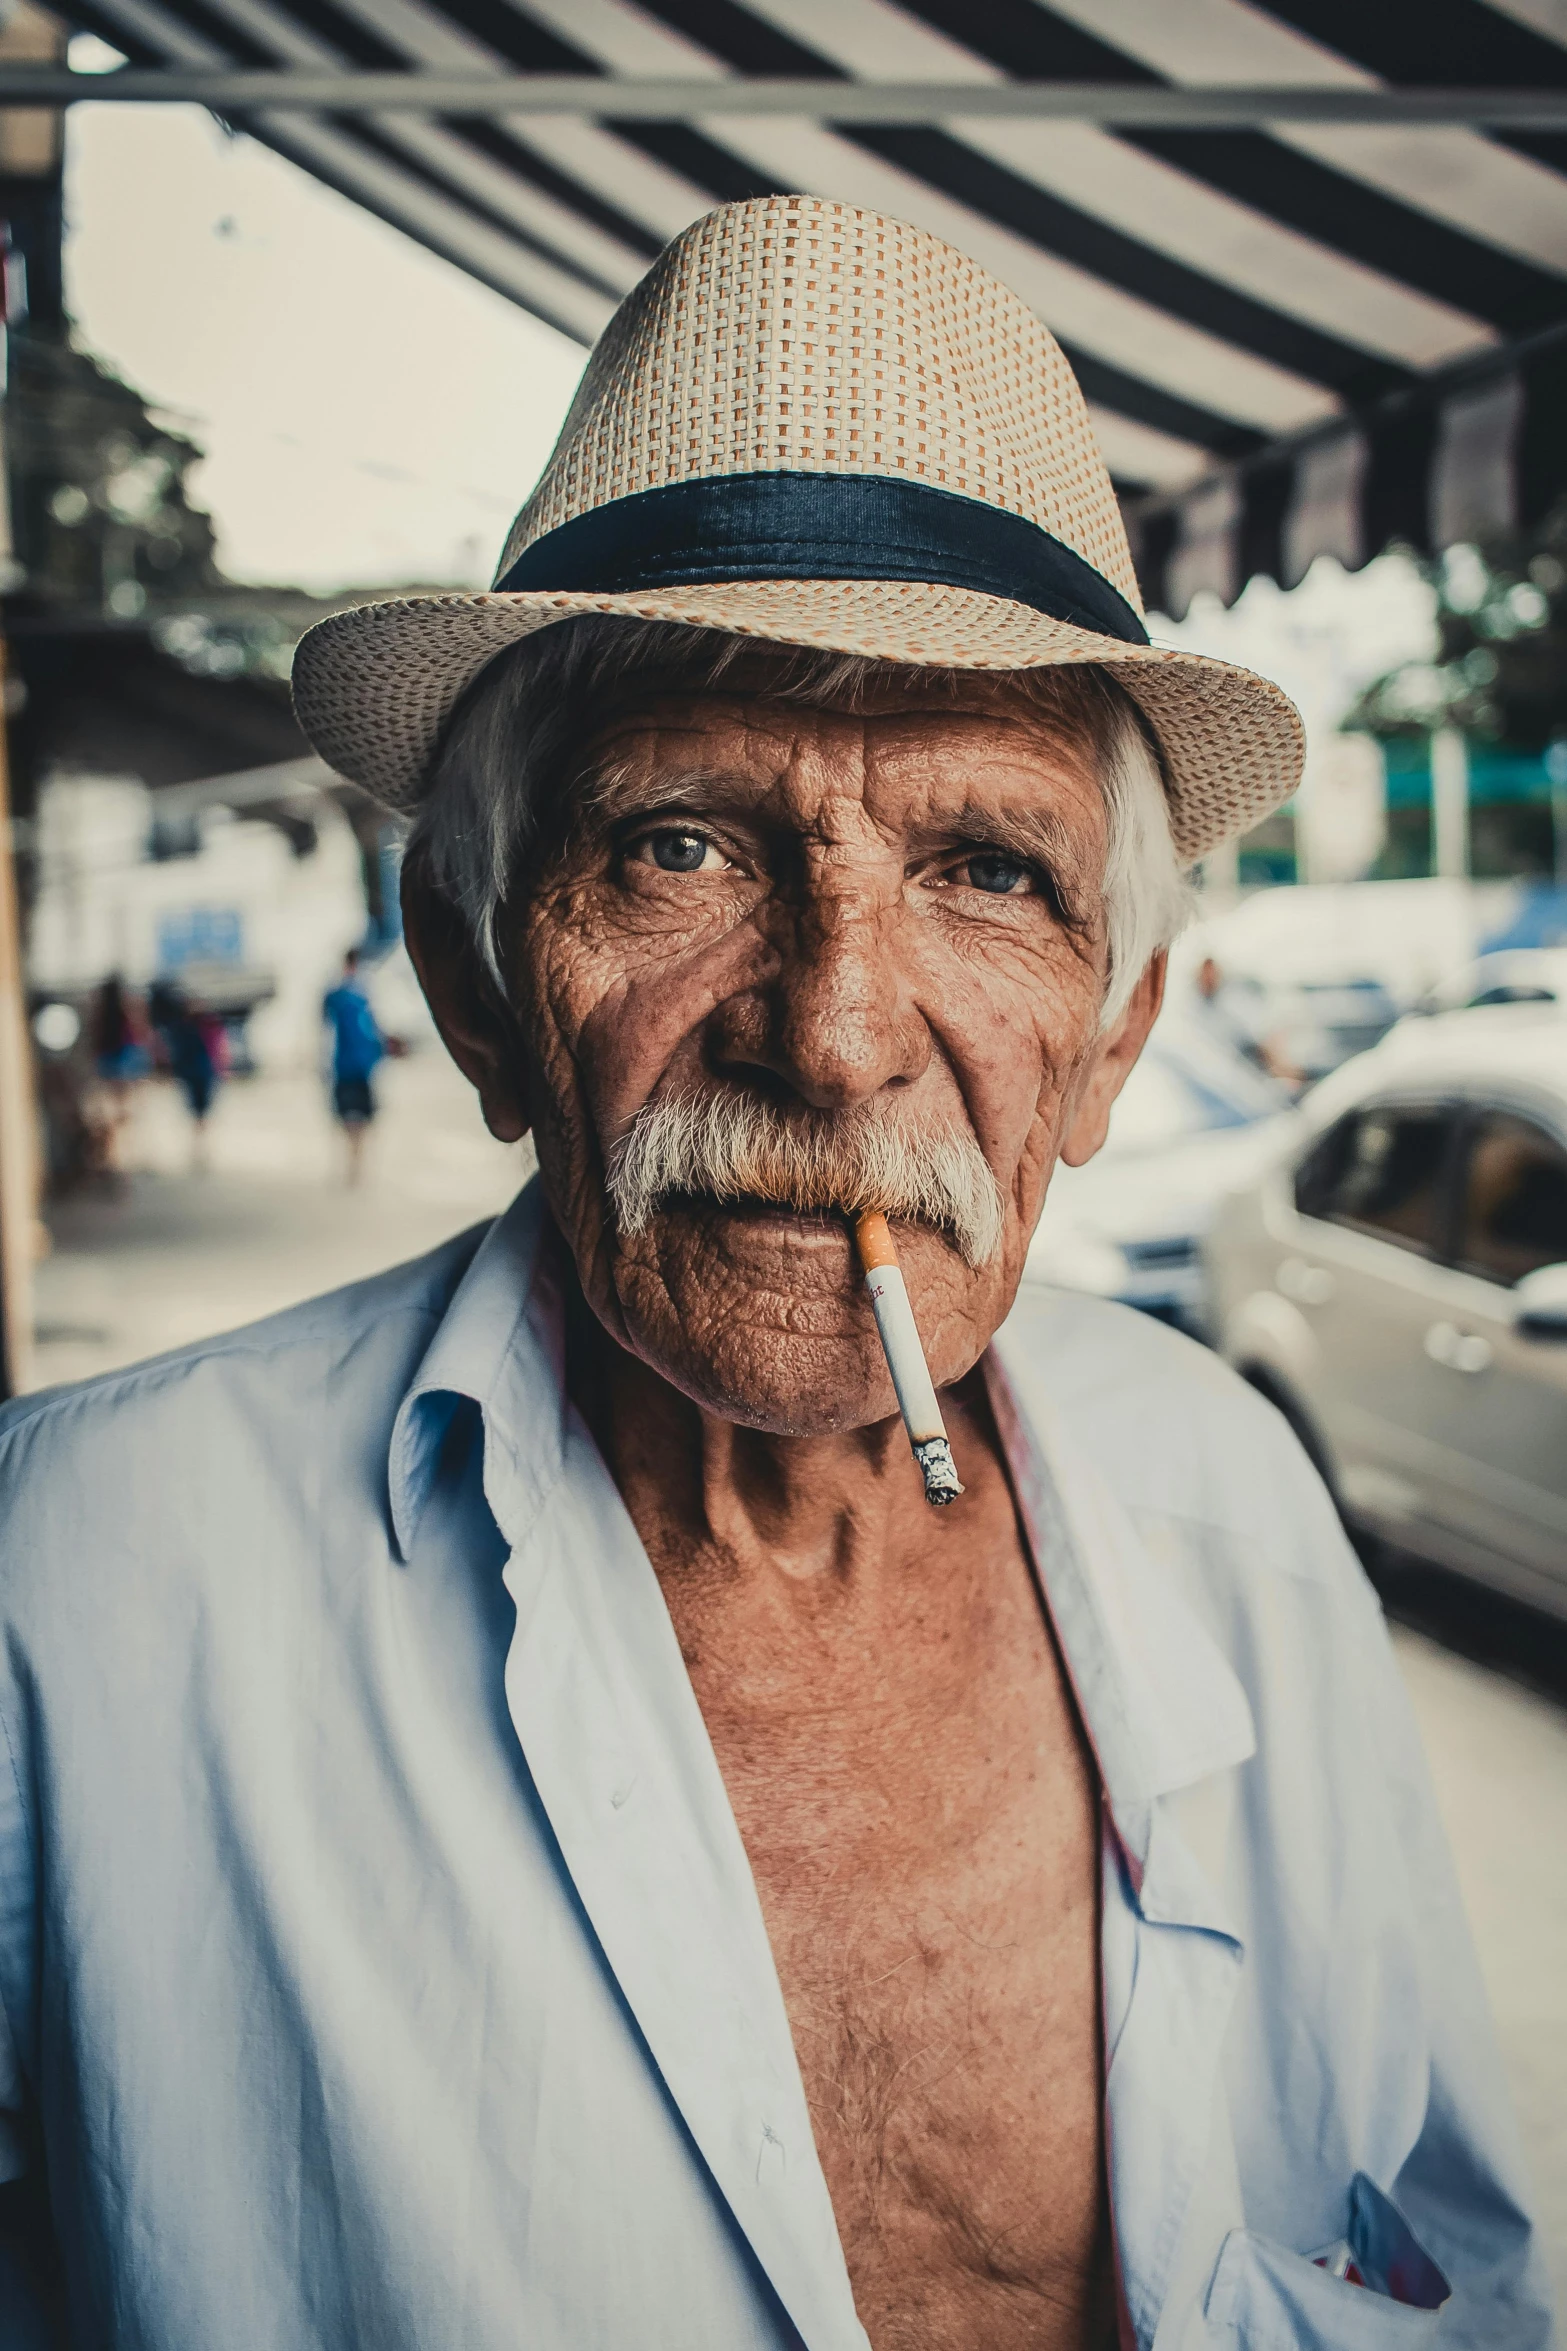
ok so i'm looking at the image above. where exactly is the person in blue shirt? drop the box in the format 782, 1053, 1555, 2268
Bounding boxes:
321, 945, 386, 1184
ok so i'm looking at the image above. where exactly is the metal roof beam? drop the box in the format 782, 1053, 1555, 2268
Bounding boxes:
9, 71, 1567, 124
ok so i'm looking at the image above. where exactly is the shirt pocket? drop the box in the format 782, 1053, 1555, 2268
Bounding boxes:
1204, 2229, 1444, 2350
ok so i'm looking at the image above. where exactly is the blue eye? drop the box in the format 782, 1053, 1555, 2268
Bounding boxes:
966, 852, 1032, 895
650, 830, 710, 872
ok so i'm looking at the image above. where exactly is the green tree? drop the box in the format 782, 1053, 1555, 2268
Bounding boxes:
5, 328, 220, 615
1349, 511, 1567, 752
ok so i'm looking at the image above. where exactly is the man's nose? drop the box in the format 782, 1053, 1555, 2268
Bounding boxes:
714, 877, 931, 1110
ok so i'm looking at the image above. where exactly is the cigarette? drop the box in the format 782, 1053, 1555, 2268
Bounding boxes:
853, 1210, 965, 1507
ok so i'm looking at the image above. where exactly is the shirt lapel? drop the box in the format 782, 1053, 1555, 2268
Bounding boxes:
988, 1326, 1256, 2349
451, 1203, 866, 2351
395, 1200, 1249, 2351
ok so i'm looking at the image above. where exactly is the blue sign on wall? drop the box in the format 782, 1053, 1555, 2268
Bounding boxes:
157, 906, 244, 970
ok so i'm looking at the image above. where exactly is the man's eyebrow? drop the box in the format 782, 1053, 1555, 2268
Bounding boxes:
938, 800, 1093, 869
575, 758, 757, 827
933, 801, 1102, 935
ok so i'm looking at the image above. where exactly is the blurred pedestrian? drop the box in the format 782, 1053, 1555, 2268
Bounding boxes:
156, 983, 224, 1171
322, 946, 386, 1186
91, 974, 150, 1093
87, 974, 150, 1181
1187, 951, 1308, 1089
1189, 954, 1247, 1050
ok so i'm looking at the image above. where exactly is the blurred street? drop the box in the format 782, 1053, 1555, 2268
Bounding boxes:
30, 1051, 527, 1388
25, 1055, 1567, 2302
1393, 1622, 1567, 2310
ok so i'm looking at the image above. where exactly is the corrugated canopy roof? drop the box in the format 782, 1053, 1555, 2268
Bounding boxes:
50, 0, 1567, 612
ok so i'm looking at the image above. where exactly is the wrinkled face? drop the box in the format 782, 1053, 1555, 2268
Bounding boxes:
501, 670, 1160, 1434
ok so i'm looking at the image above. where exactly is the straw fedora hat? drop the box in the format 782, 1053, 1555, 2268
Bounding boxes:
293, 194, 1302, 862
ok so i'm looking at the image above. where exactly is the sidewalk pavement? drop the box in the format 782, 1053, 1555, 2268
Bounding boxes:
30, 1050, 527, 1390
1399, 1634, 1567, 2303
22, 1053, 1567, 2302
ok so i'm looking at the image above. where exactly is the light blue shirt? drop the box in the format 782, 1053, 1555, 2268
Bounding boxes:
0, 1183, 1552, 2348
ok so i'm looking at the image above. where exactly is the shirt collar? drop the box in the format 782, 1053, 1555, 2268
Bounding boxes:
988, 1321, 1257, 1918
388, 1179, 566, 1562
386, 1201, 1256, 2347
390, 1189, 1257, 1898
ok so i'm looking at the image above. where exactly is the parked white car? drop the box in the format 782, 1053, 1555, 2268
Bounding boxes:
1204, 1007, 1567, 1618
1405, 946, 1567, 1020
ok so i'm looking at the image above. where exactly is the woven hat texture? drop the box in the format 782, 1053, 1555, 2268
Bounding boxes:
292, 194, 1303, 863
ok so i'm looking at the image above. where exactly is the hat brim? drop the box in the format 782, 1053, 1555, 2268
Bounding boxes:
291, 579, 1303, 867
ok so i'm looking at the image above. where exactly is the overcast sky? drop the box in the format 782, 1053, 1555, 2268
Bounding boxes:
65, 88, 587, 590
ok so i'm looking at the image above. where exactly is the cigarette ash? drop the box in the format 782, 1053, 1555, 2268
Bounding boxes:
913, 1437, 965, 1507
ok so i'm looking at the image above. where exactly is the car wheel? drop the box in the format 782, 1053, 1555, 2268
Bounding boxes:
1238, 1364, 1330, 1482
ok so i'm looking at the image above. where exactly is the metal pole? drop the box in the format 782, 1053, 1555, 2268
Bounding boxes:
1199, 835, 1241, 907
1430, 727, 1471, 882
1546, 738, 1567, 889
0, 638, 36, 1398
0, 70, 1566, 124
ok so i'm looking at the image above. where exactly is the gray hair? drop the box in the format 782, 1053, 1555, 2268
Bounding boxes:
607, 1087, 1006, 1267
408, 618, 1192, 1025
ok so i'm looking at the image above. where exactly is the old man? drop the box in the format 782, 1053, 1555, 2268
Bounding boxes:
0, 198, 1551, 2349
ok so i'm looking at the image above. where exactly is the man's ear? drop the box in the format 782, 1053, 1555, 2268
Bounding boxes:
401, 858, 531, 1143
1058, 950, 1167, 1169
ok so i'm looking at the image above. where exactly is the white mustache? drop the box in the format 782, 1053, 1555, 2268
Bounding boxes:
605, 1090, 1007, 1269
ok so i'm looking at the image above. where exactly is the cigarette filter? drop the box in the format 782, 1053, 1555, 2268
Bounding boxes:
853, 1211, 964, 1507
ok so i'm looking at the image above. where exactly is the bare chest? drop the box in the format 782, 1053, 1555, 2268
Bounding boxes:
675, 1545, 1110, 2351
768, 1780, 1108, 2350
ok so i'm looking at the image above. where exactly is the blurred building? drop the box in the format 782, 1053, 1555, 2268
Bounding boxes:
0, 4, 400, 949
0, 8, 416, 1101
26, 772, 368, 1068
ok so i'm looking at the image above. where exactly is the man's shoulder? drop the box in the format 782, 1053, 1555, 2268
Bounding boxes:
1003, 1278, 1280, 1438
0, 1222, 493, 1571
1001, 1285, 1344, 1571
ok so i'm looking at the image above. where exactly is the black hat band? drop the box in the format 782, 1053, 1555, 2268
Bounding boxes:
494, 469, 1148, 646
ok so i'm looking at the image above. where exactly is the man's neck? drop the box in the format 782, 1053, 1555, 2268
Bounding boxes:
567, 1298, 1014, 1594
